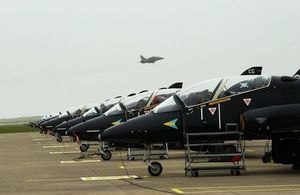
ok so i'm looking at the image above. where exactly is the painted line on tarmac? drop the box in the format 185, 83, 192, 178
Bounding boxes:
246, 149, 254, 152
171, 184, 300, 194
33, 138, 44, 141
60, 160, 101, 164
43, 145, 69, 148
81, 175, 140, 181
172, 188, 184, 194
49, 151, 80, 154
25, 178, 79, 182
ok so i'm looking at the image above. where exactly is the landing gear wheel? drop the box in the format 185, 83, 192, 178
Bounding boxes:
148, 161, 163, 176
129, 157, 135, 161
56, 137, 63, 143
292, 164, 300, 170
230, 168, 241, 176
72, 136, 77, 142
101, 150, 112, 161
262, 152, 272, 163
192, 171, 199, 177
80, 144, 89, 152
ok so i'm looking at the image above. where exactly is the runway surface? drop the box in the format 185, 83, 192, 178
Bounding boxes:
0, 132, 300, 195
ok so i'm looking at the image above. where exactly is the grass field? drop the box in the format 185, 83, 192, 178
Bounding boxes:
0, 124, 38, 134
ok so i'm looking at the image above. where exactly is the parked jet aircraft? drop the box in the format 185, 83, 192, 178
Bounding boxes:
40, 105, 90, 134
140, 55, 164, 63
101, 67, 300, 176
53, 96, 122, 142
68, 83, 183, 159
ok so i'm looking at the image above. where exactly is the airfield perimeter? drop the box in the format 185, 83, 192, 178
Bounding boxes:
1, 132, 300, 195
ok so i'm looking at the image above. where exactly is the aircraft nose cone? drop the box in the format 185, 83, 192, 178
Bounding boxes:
100, 112, 182, 144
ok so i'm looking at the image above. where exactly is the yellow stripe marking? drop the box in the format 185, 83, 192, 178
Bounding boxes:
49, 151, 80, 154
81, 175, 139, 181
119, 166, 125, 169
60, 160, 101, 164
171, 188, 184, 194
25, 178, 79, 182
179, 184, 300, 189
180, 188, 300, 194
175, 184, 300, 194
43, 145, 69, 148
33, 138, 44, 141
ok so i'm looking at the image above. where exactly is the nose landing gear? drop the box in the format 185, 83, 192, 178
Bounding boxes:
262, 140, 272, 163
148, 161, 163, 176
80, 144, 89, 152
144, 144, 164, 176
101, 149, 112, 161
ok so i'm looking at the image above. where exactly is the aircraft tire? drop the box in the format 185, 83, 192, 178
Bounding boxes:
101, 150, 112, 161
192, 171, 199, 177
72, 136, 77, 142
56, 137, 63, 143
148, 161, 163, 176
262, 152, 272, 163
80, 144, 89, 152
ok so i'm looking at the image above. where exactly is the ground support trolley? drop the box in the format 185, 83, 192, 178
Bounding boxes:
127, 143, 169, 160
184, 131, 246, 177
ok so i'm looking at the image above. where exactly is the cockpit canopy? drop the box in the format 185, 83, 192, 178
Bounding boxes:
82, 107, 100, 117
59, 105, 90, 118
82, 97, 123, 118
153, 75, 271, 113
99, 96, 122, 113
104, 88, 180, 116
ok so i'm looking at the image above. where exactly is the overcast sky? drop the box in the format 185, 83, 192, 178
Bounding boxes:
1, 0, 300, 118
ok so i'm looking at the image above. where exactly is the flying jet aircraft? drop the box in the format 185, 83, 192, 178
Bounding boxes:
68, 83, 183, 159
140, 55, 164, 63
53, 96, 122, 142
100, 67, 300, 176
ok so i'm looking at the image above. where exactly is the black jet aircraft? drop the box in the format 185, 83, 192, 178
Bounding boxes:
53, 96, 122, 142
68, 83, 183, 159
40, 105, 90, 134
101, 67, 300, 176
140, 55, 164, 63
31, 113, 61, 129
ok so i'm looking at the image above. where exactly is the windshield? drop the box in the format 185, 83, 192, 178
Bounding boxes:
58, 111, 69, 118
148, 88, 180, 106
82, 107, 99, 117
100, 97, 122, 113
154, 75, 271, 114
104, 103, 124, 116
178, 78, 222, 107
152, 95, 182, 113
104, 91, 153, 116
123, 91, 153, 111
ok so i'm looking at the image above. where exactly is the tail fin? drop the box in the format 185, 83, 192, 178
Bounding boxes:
168, 82, 183, 89
293, 69, 300, 78
140, 55, 146, 61
241, 66, 262, 76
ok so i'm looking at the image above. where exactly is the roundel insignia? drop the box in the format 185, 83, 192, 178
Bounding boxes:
208, 107, 217, 115
243, 98, 252, 106
163, 119, 178, 129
